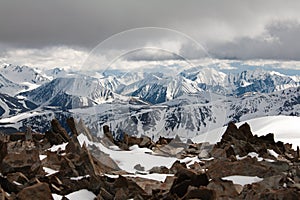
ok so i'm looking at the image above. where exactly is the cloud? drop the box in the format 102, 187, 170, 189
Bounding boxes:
210, 20, 300, 60
0, 46, 88, 70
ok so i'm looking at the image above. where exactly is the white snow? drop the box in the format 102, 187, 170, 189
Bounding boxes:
52, 194, 63, 200
104, 173, 173, 182
70, 175, 90, 180
124, 173, 173, 182
236, 152, 263, 161
43, 167, 58, 176
39, 155, 47, 160
48, 142, 68, 152
268, 149, 279, 158
77, 133, 177, 173
222, 175, 263, 186
65, 189, 96, 200
193, 116, 300, 149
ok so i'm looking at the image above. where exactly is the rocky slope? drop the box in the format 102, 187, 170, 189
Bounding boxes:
0, 118, 299, 199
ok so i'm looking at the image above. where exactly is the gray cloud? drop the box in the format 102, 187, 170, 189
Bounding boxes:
210, 20, 300, 60
0, 0, 300, 63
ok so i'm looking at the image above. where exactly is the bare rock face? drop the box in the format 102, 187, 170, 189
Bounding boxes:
16, 182, 53, 200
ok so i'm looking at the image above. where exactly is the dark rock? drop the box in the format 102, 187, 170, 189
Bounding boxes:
182, 186, 216, 200
207, 178, 239, 199
170, 168, 209, 197
97, 187, 113, 200
103, 125, 114, 143
134, 164, 145, 171
1, 142, 42, 178
149, 166, 169, 174
16, 182, 53, 200
6, 172, 29, 185
66, 117, 78, 137
46, 119, 70, 145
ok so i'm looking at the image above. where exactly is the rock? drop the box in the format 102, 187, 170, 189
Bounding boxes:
139, 136, 153, 148
66, 117, 78, 137
103, 125, 114, 143
16, 182, 53, 200
134, 164, 145, 171
0, 139, 7, 163
149, 166, 169, 174
170, 168, 209, 197
0, 186, 10, 200
97, 187, 113, 200
6, 172, 29, 185
182, 186, 216, 200
207, 178, 239, 198
45, 119, 70, 145
114, 188, 128, 200
1, 142, 42, 178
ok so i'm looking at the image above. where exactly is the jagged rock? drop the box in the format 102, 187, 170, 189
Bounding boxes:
65, 137, 81, 154
170, 168, 209, 198
16, 182, 53, 200
0, 176, 22, 194
156, 136, 173, 145
97, 187, 114, 200
1, 142, 42, 178
46, 119, 70, 145
103, 125, 114, 143
66, 117, 78, 137
207, 157, 275, 179
0, 186, 10, 200
182, 186, 216, 200
0, 139, 7, 163
169, 160, 187, 174
6, 172, 29, 186
207, 178, 239, 199
139, 136, 154, 148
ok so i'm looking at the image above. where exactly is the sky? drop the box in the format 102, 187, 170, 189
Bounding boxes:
0, 0, 300, 69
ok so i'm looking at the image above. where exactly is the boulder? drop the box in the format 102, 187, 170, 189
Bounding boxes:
170, 168, 209, 197
207, 178, 239, 198
16, 182, 53, 200
1, 146, 42, 178
182, 186, 216, 200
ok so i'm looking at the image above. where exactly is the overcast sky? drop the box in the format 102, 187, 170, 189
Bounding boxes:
1, 0, 300, 69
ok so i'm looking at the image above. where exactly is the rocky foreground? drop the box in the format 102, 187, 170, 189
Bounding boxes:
0, 118, 299, 199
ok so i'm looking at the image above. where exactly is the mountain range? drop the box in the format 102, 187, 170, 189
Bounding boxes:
0, 63, 300, 140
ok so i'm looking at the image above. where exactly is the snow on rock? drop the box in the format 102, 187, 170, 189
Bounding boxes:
221, 175, 263, 186
193, 116, 300, 149
48, 142, 68, 152
78, 133, 177, 173
236, 152, 263, 161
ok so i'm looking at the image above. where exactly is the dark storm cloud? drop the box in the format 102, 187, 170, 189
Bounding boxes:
0, 0, 300, 62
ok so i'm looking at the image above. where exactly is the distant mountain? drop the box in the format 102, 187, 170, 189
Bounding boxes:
0, 93, 37, 118
1, 63, 300, 139
0, 64, 50, 85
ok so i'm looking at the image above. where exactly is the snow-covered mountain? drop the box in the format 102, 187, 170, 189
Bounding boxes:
0, 64, 52, 95
19, 76, 118, 109
0, 74, 26, 95
0, 93, 37, 118
1, 63, 300, 139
